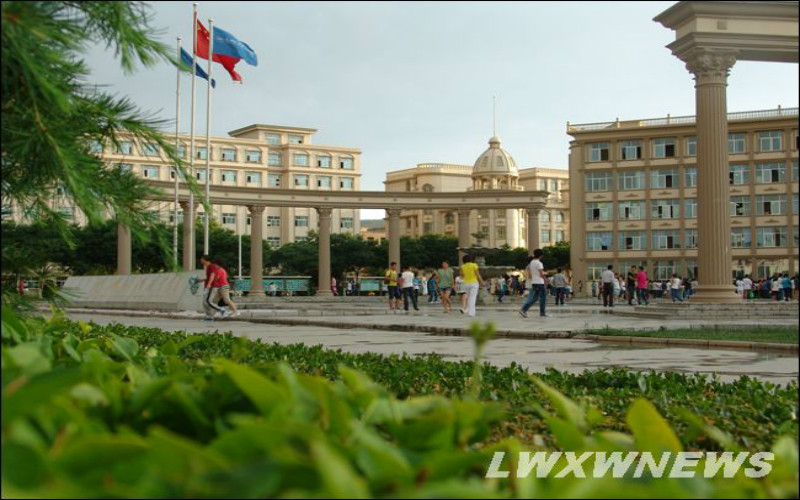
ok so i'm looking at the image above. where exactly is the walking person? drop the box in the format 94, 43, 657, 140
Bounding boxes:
455, 275, 467, 311
552, 267, 569, 306
199, 255, 238, 320
781, 273, 792, 302
384, 262, 400, 311
459, 255, 484, 317
670, 273, 684, 302
435, 261, 455, 313
626, 266, 637, 305
496, 276, 506, 303
601, 265, 615, 308
771, 276, 782, 301
519, 249, 548, 318
742, 274, 753, 302
401, 265, 419, 312
427, 274, 439, 303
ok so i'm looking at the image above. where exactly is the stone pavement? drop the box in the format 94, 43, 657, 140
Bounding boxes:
66, 312, 799, 386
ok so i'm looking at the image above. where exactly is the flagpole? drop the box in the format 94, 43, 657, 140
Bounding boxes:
173, 36, 182, 269
203, 18, 214, 255
189, 2, 197, 268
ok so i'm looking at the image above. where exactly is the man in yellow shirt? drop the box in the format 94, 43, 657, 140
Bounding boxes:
459, 255, 484, 317
384, 261, 400, 311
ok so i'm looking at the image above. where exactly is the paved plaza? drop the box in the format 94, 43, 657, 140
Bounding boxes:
67, 306, 799, 386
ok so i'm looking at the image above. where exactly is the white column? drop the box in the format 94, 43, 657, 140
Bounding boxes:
386, 208, 401, 268
248, 204, 266, 296
117, 223, 131, 275
317, 207, 333, 296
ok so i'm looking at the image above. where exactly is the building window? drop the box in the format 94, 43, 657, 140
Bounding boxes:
729, 165, 749, 185
538, 180, 548, 191
317, 176, 331, 188
422, 183, 435, 193
756, 226, 788, 247
293, 154, 309, 167
496, 226, 506, 239
755, 163, 786, 184
618, 201, 645, 220
756, 195, 787, 216
246, 171, 262, 184
341, 217, 354, 229
221, 170, 237, 182
792, 162, 799, 181
554, 211, 565, 223
340, 177, 354, 190
758, 131, 782, 152
58, 206, 75, 218
266, 134, 280, 145
196, 147, 208, 160
267, 216, 281, 227
288, 134, 303, 145
585, 202, 613, 221
554, 230, 565, 242
142, 165, 159, 179
266, 237, 281, 248
538, 211, 550, 223
730, 196, 750, 217
588, 143, 610, 162
295, 236, 309, 243
652, 261, 677, 281
541, 230, 551, 245
222, 213, 236, 225
294, 175, 308, 187
178, 145, 187, 158
317, 156, 331, 168
729, 133, 746, 154
221, 148, 236, 162
268, 152, 281, 166
586, 232, 612, 251
685, 136, 696, 157
684, 167, 697, 188
651, 137, 676, 158
246, 150, 261, 163
652, 230, 680, 250
650, 199, 680, 219
585, 172, 612, 192
650, 168, 678, 188
587, 262, 610, 281
340, 157, 354, 169
117, 141, 133, 155
684, 198, 697, 218
142, 143, 159, 156
618, 170, 645, 190
118, 163, 132, 173
444, 213, 455, 224
88, 140, 103, 154
684, 229, 698, 249
618, 231, 647, 251
294, 216, 308, 227
550, 180, 559, 191
267, 174, 280, 187
195, 169, 210, 181
731, 228, 751, 248
793, 193, 799, 215
619, 140, 642, 160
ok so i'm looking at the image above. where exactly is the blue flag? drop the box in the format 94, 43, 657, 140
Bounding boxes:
180, 48, 216, 88
212, 26, 258, 66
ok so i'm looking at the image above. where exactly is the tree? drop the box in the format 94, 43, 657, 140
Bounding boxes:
541, 241, 570, 270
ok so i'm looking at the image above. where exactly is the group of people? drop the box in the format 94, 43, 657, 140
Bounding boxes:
594, 265, 665, 307
198, 255, 239, 320
736, 274, 797, 301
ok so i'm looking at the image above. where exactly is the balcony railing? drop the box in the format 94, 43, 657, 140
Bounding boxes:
568, 107, 798, 132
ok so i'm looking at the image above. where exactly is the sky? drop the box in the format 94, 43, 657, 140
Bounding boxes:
86, 1, 799, 220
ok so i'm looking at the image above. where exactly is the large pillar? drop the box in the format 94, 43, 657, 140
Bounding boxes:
684, 49, 738, 302
526, 207, 541, 252
117, 223, 131, 275
180, 200, 195, 270
386, 208, 401, 268
457, 208, 471, 262
317, 207, 332, 296
248, 204, 266, 296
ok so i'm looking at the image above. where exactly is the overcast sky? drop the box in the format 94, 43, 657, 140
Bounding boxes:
87, 1, 799, 219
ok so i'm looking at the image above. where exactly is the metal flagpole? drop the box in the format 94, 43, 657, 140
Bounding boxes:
203, 18, 214, 255
173, 36, 182, 269
188, 3, 198, 268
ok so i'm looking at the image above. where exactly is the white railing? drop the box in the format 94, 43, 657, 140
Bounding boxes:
568, 107, 798, 132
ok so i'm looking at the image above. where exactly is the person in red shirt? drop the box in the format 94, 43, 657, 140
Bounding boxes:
199, 255, 238, 319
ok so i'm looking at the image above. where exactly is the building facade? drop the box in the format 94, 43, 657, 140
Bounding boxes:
568, 107, 798, 295
384, 136, 569, 249
4, 124, 362, 247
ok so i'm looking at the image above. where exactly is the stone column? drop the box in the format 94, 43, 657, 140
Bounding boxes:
386, 208, 401, 268
247, 204, 266, 296
684, 49, 738, 303
457, 208, 471, 262
317, 207, 333, 296
117, 223, 131, 275
526, 207, 541, 252
180, 201, 195, 270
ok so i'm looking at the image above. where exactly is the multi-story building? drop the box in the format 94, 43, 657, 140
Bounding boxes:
568, 107, 798, 294
384, 136, 569, 248
4, 124, 362, 247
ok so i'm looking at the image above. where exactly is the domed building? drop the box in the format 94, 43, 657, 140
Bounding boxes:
384, 134, 570, 250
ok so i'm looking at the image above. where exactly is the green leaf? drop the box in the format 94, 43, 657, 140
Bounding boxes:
626, 398, 683, 453
1, 441, 46, 489
533, 378, 586, 429
1, 305, 28, 343
214, 359, 289, 418
2, 367, 84, 423
350, 422, 413, 485
311, 440, 369, 499
4, 343, 52, 376
108, 333, 139, 361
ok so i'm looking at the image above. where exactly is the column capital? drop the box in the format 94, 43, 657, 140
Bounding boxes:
247, 204, 267, 214
386, 208, 402, 218
179, 200, 191, 210
682, 48, 737, 82
316, 207, 333, 218
457, 208, 472, 217
525, 205, 544, 216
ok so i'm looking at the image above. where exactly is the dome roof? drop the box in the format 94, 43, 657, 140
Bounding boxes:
472, 136, 519, 178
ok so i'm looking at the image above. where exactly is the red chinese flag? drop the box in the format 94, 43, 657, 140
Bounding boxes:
196, 20, 243, 82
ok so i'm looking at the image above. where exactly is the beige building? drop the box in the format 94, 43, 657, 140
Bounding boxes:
4, 124, 362, 247
568, 107, 798, 293
384, 136, 569, 249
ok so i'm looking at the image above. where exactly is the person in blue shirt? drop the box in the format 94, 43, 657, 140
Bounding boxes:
428, 275, 439, 303
781, 273, 792, 302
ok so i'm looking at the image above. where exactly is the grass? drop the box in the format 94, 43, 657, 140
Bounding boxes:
584, 326, 799, 344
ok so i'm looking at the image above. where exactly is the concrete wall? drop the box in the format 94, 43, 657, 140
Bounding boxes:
63, 271, 205, 312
